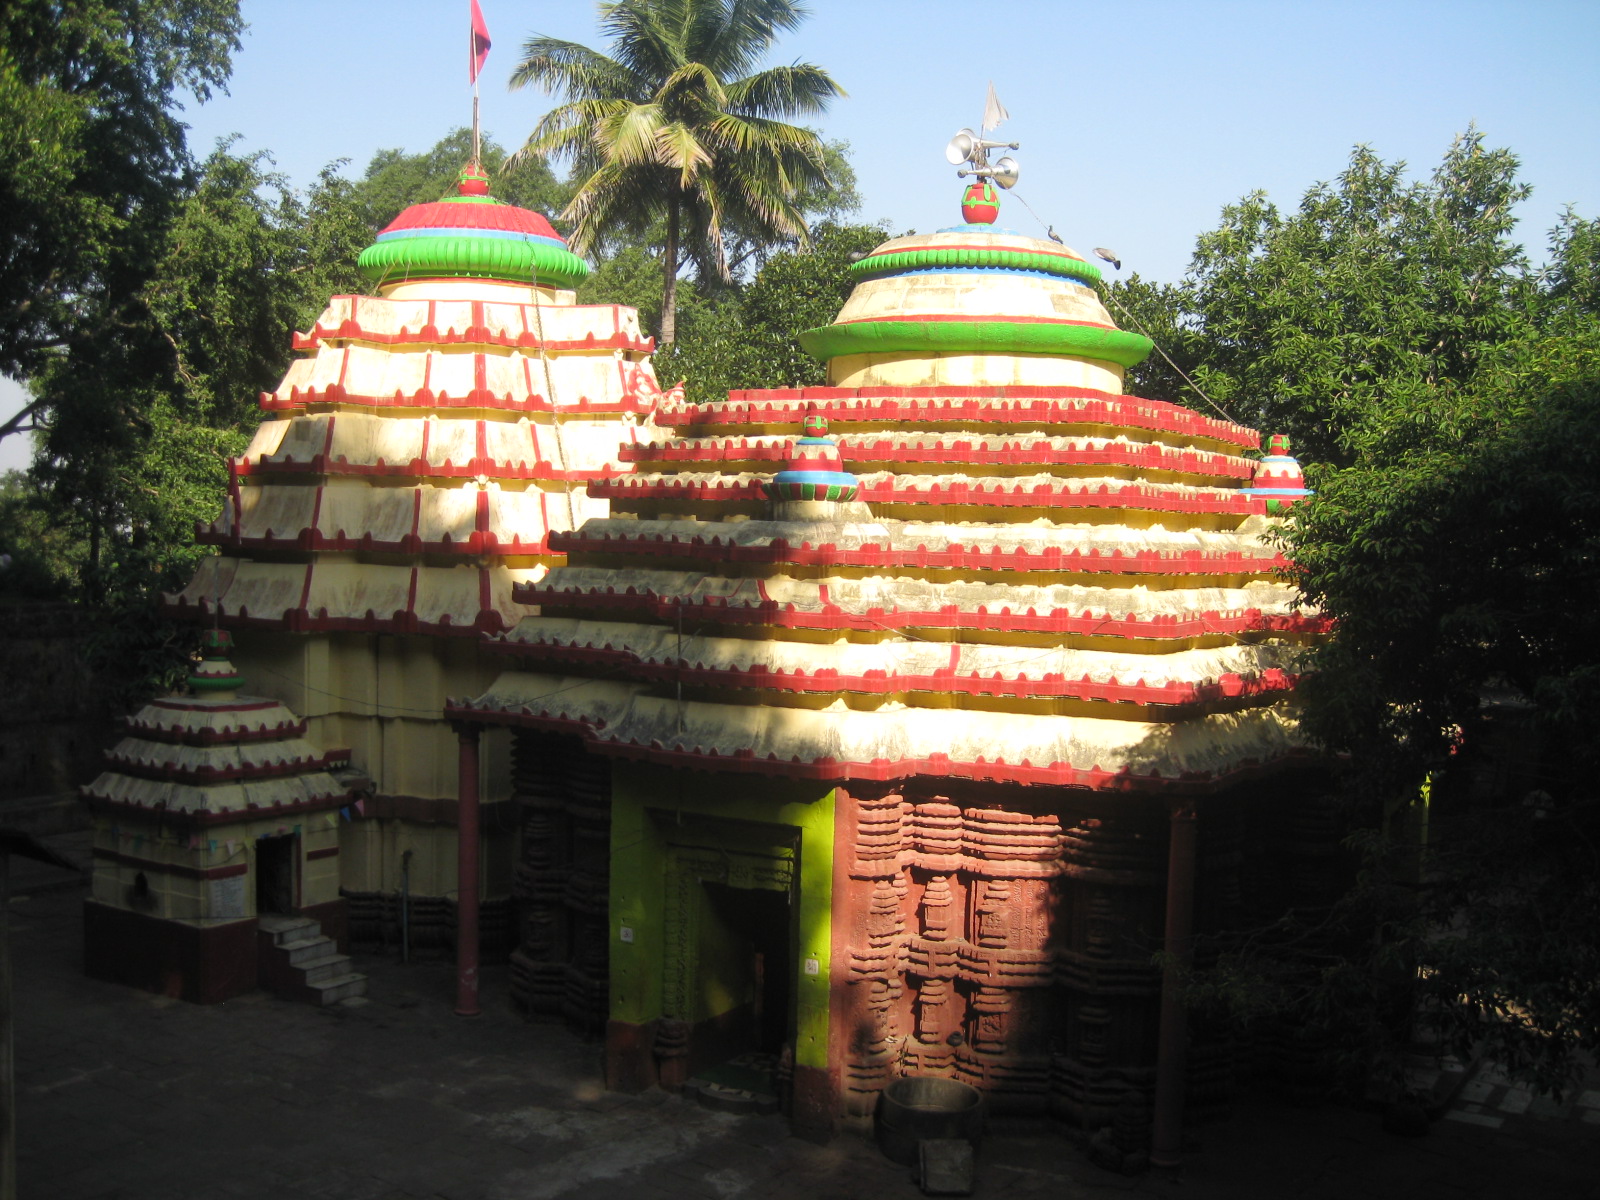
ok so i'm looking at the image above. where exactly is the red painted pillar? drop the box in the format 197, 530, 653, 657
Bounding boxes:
454, 723, 482, 1018
1151, 799, 1197, 1169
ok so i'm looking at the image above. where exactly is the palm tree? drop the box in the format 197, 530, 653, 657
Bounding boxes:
509, 0, 844, 343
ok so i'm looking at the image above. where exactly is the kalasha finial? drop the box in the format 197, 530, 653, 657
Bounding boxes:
189, 628, 244, 695
458, 161, 491, 197
962, 180, 1001, 224
1246, 434, 1313, 515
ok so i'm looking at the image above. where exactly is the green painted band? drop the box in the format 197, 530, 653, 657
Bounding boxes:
851, 246, 1103, 287
357, 235, 590, 289
798, 318, 1153, 367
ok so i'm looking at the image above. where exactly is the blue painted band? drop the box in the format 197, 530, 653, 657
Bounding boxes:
936, 223, 1025, 235
888, 266, 1095, 286
771, 470, 859, 486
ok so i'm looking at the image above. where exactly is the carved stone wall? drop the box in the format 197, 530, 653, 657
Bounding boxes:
841, 791, 1064, 1117
508, 730, 611, 1033
838, 787, 1248, 1128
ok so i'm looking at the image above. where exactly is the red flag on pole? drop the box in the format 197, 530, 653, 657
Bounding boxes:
470, 0, 492, 84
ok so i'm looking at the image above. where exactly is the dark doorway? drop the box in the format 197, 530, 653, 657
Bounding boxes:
255, 834, 297, 916
702, 881, 793, 1055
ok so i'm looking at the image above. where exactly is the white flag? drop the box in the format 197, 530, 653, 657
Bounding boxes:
982, 82, 1009, 132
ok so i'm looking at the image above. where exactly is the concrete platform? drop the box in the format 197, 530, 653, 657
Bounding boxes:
11, 832, 1600, 1200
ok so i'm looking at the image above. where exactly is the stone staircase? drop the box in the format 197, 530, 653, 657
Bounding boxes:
257, 915, 367, 1006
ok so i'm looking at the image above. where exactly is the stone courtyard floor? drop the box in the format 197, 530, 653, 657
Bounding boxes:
11, 831, 1600, 1200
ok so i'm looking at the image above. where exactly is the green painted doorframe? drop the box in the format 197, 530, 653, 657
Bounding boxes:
608, 764, 836, 1071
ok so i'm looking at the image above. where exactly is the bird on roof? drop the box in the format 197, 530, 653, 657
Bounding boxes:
1046, 225, 1064, 245
1094, 247, 1122, 271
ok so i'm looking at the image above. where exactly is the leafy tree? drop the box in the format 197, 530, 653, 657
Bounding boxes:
1103, 273, 1206, 412
665, 221, 885, 402
1123, 131, 1535, 465
0, 0, 242, 442
1106, 130, 1600, 1095
1538, 209, 1600, 331
508, 0, 845, 343
17, 147, 371, 696
1251, 327, 1600, 1094
0, 468, 82, 599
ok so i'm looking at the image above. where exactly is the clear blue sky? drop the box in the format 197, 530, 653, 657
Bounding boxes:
4, 0, 1598, 470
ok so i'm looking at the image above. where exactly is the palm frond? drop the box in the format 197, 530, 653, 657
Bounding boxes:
725, 63, 844, 119
508, 37, 638, 102
563, 162, 669, 256
655, 60, 729, 117
514, 0, 841, 339
653, 121, 715, 186
692, 0, 808, 79
596, 104, 669, 168
600, 0, 687, 85
509, 99, 630, 169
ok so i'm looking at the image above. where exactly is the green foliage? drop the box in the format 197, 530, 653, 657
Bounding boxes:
1287, 332, 1600, 1085
1539, 209, 1600, 331
3, 114, 576, 699
1121, 131, 1536, 465
1115, 128, 1600, 1093
0, 467, 82, 599
509, 0, 846, 341
0, 0, 242, 398
1288, 328, 1600, 801
666, 222, 886, 402
1103, 273, 1204, 410
16, 143, 370, 699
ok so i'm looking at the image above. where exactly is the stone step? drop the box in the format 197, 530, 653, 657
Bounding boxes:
280, 935, 335, 966
258, 916, 319, 947
297, 953, 354, 985
309, 972, 367, 1006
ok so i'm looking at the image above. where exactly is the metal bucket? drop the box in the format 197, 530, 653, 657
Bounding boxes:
875, 1076, 985, 1165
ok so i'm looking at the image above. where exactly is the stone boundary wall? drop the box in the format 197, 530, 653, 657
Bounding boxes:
0, 602, 114, 824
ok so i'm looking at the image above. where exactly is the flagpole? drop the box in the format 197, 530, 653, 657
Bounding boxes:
468, 0, 490, 167
470, 9, 480, 165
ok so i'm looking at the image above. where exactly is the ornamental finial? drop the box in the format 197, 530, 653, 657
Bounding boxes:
457, 161, 491, 197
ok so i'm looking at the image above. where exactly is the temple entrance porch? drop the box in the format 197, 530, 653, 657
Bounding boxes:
255, 832, 298, 915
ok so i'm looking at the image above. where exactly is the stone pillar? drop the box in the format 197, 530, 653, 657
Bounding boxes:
454, 723, 482, 1018
1151, 800, 1198, 1168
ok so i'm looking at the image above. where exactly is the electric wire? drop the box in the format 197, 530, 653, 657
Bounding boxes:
1008, 189, 1241, 426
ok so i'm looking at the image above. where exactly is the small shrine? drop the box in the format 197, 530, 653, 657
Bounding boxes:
82, 630, 354, 1002
450, 130, 1326, 1150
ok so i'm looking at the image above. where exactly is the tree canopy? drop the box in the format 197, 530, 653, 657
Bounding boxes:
0, 0, 243, 436
508, 0, 845, 342
1128, 133, 1600, 1094
1113, 130, 1536, 466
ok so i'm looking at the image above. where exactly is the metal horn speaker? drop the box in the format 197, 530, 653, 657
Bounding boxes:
990, 156, 1020, 189
945, 128, 977, 166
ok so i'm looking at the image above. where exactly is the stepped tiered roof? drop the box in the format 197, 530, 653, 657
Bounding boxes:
84, 632, 349, 823
453, 185, 1320, 791
168, 166, 671, 636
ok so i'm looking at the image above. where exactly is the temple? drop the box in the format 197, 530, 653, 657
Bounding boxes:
86, 143, 1325, 1161
449, 173, 1324, 1150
